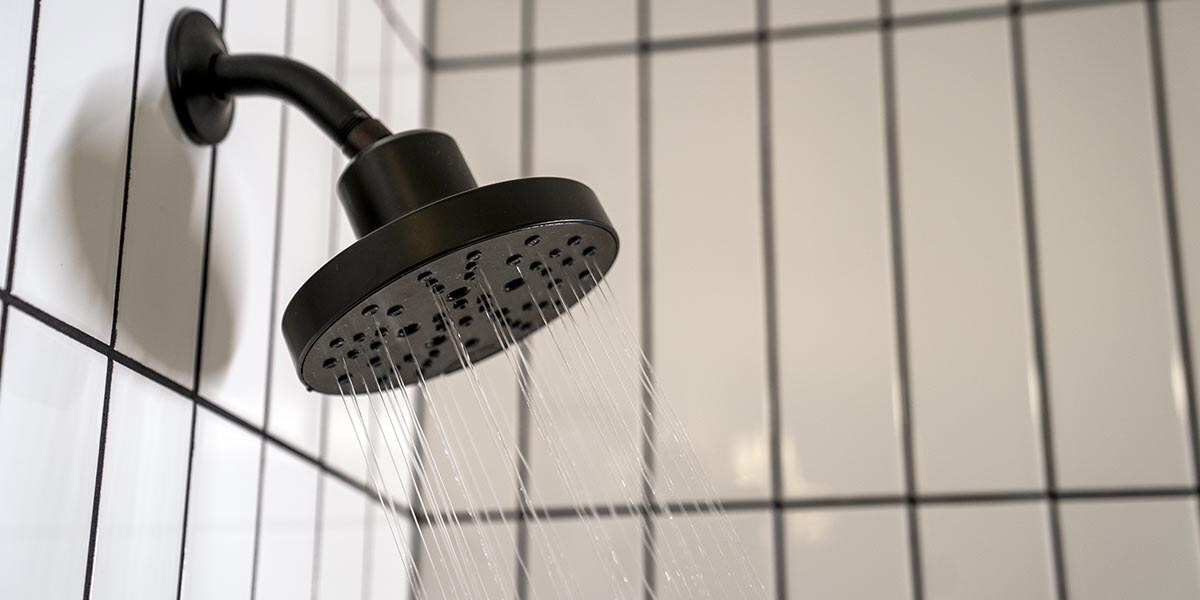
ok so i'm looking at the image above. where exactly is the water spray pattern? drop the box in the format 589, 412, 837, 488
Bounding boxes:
324, 240, 767, 599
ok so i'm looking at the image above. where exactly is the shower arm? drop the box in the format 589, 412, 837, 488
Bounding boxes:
209, 54, 391, 157
167, 9, 390, 157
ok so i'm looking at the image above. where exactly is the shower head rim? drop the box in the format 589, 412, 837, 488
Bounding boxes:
282, 175, 618, 393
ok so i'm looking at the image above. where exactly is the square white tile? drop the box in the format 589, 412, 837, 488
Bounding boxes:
253, 444, 319, 600
650, 45, 769, 503
0, 311, 107, 600
1024, 3, 1192, 488
894, 19, 1044, 493
920, 502, 1056, 600
651, 0, 755, 39
113, 0, 221, 387
654, 511, 774, 599
785, 506, 912, 600
527, 515, 643, 599
12, 0, 141, 341
771, 32, 904, 498
1061, 498, 1200, 599
89, 365, 193, 600
179, 409, 262, 600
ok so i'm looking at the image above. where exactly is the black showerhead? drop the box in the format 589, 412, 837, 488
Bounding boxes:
167, 9, 618, 394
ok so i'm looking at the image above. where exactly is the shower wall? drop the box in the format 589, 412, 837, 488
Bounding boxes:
0, 0, 425, 598
426, 0, 1200, 598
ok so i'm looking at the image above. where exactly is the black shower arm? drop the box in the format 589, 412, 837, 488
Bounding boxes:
208, 53, 391, 156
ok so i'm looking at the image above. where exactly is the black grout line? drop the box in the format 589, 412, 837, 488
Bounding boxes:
175, 0, 225, 582
1007, 4, 1069, 598
1, 0, 41, 294
1146, 0, 1200, 540
174, 402, 200, 600
513, 2, 535, 597
878, 1, 924, 598
425, 0, 1144, 72
420, 0, 436, 128
81, 0, 147, 595
408, 486, 1200, 526
80, 360, 117, 600
0, 0, 43, 411
754, 0, 787, 597
250, 0, 297, 596
636, 0, 656, 597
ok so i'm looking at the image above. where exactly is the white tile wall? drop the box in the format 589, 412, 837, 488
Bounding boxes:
199, 0, 288, 428
6, 0, 1200, 597
114, 0, 221, 387
655, 512, 774, 599
0, 0, 426, 597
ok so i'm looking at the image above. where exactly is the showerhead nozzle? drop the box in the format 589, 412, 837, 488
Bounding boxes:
166, 9, 619, 394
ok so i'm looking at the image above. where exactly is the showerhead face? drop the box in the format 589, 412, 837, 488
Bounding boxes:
281, 131, 618, 395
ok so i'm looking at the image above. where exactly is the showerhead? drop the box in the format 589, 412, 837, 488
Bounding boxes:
167, 9, 618, 394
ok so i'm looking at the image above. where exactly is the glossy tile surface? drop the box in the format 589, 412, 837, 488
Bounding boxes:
770, 0, 876, 26
651, 45, 769, 503
12, 0, 140, 340
534, 0, 637, 49
0, 0, 35, 283
0, 312, 107, 599
199, 0, 288, 427
785, 507, 912, 600
89, 366, 193, 600
528, 55, 642, 507
179, 409, 262, 600
265, 0, 340, 457
655, 512, 774, 599
1024, 3, 1191, 488
315, 475, 368, 600
651, 0, 755, 38
434, 0, 521, 58
113, 0, 220, 386
527, 516, 643, 599
772, 32, 904, 498
253, 445, 318, 600
1061, 499, 1200, 599
920, 502, 1055, 600
895, 19, 1043, 493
